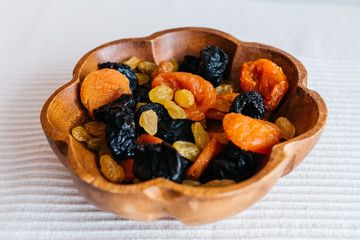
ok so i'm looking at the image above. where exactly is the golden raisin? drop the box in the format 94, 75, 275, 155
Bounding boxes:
164, 101, 186, 119
135, 73, 150, 85
201, 179, 236, 188
275, 117, 296, 140
99, 143, 112, 156
151, 61, 174, 78
138, 61, 158, 75
86, 137, 106, 151
139, 110, 158, 135
174, 89, 195, 108
173, 141, 201, 162
191, 122, 210, 149
99, 154, 125, 183
149, 85, 174, 104
215, 84, 234, 94
71, 126, 92, 141
170, 59, 179, 72
84, 121, 106, 137
135, 102, 148, 112
122, 56, 140, 69
215, 98, 232, 112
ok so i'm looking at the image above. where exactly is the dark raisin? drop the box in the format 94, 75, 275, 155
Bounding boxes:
103, 107, 137, 160
199, 142, 258, 183
134, 103, 171, 135
98, 62, 138, 92
133, 142, 187, 183
156, 119, 195, 144
178, 55, 201, 74
133, 85, 151, 104
93, 94, 136, 123
198, 46, 229, 87
229, 91, 265, 119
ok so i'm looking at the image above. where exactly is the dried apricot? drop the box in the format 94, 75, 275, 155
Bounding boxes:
205, 108, 226, 121
239, 59, 288, 111
137, 134, 163, 144
223, 113, 282, 154
183, 103, 206, 121
118, 159, 135, 182
152, 72, 216, 114
80, 69, 132, 119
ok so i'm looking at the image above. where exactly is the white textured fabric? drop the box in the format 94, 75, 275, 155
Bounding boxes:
1, 0, 360, 239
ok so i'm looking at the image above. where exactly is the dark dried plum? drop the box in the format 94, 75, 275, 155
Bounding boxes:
198, 46, 229, 87
134, 103, 171, 134
93, 94, 136, 123
199, 142, 258, 183
133, 85, 151, 104
103, 107, 137, 160
229, 91, 265, 119
133, 142, 186, 183
98, 62, 138, 92
156, 119, 195, 144
178, 55, 201, 74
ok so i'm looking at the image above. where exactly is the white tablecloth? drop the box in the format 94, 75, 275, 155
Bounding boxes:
1, 0, 359, 239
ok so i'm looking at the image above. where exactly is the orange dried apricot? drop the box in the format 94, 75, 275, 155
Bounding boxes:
223, 113, 283, 154
239, 59, 288, 111
151, 61, 174, 78
80, 68, 132, 119
137, 134, 163, 144
152, 72, 216, 119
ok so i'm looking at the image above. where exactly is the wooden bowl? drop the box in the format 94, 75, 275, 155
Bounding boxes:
40, 27, 327, 225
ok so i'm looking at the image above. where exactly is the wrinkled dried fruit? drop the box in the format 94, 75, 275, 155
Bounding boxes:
100, 105, 137, 160
100, 154, 125, 183
173, 141, 201, 162
84, 121, 106, 138
230, 91, 265, 119
223, 113, 282, 154
122, 57, 140, 70
191, 122, 210, 149
139, 110, 158, 136
149, 85, 174, 104
93, 94, 136, 122
239, 59, 288, 111
98, 62, 138, 92
133, 142, 186, 183
71, 126, 92, 141
215, 84, 234, 94
80, 68, 132, 119
135, 103, 171, 134
156, 119, 195, 144
174, 89, 195, 108
86, 137, 106, 151
151, 60, 174, 79
152, 72, 216, 113
99, 143, 112, 156
199, 142, 258, 183
118, 158, 135, 182
275, 117, 296, 140
138, 61, 157, 75
198, 46, 229, 87
137, 134, 163, 144
135, 73, 150, 85
201, 179, 236, 187
164, 101, 186, 119
215, 98, 232, 112
135, 102, 148, 112
178, 55, 201, 74
205, 108, 226, 121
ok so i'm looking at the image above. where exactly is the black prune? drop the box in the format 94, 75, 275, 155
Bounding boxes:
93, 94, 136, 123
134, 103, 172, 134
178, 55, 201, 74
199, 142, 258, 183
156, 119, 195, 144
229, 91, 265, 119
98, 62, 138, 92
133, 142, 186, 183
198, 46, 229, 87
133, 85, 151, 104
97, 106, 137, 160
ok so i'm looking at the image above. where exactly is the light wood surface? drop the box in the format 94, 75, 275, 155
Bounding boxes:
40, 27, 327, 225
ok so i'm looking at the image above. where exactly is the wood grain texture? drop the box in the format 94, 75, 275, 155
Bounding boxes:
40, 27, 327, 225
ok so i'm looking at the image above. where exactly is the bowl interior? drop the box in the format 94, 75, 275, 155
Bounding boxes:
45, 28, 320, 189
